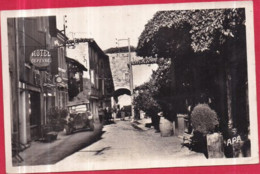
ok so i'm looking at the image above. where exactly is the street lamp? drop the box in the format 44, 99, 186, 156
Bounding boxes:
116, 38, 135, 120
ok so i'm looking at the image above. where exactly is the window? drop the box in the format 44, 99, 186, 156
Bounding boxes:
123, 72, 129, 81
58, 47, 64, 68
102, 79, 105, 95
99, 78, 102, 91
96, 75, 99, 89
91, 70, 95, 86
36, 17, 47, 32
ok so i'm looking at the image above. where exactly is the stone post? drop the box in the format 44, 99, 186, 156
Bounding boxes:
176, 114, 187, 137
159, 117, 173, 137
207, 133, 225, 158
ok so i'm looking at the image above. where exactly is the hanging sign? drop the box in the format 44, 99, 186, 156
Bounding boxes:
30, 49, 52, 68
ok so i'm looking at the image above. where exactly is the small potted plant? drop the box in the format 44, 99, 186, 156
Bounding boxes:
191, 104, 224, 158
41, 107, 68, 142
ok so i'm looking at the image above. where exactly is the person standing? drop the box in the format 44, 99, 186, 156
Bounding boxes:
154, 112, 163, 133
98, 107, 104, 124
107, 107, 112, 122
121, 107, 125, 121
104, 107, 108, 124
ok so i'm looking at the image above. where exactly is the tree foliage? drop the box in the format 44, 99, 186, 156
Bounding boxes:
134, 81, 161, 117
151, 59, 171, 97
137, 8, 245, 57
134, 59, 172, 119
104, 46, 136, 54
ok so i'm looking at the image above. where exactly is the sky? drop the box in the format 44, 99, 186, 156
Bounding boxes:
3, 2, 246, 50
56, 5, 160, 50
118, 64, 158, 107
58, 5, 160, 94
55, 5, 160, 107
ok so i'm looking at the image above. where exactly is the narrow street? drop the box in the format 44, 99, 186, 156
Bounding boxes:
3, 5, 256, 174
54, 119, 205, 170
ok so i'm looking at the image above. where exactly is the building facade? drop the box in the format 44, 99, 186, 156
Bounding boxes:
8, 16, 68, 145
66, 40, 114, 122
66, 56, 88, 101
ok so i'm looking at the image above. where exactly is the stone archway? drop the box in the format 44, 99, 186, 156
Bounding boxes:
113, 88, 131, 103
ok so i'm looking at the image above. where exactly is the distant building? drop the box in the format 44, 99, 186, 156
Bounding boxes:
66, 57, 88, 101
105, 47, 157, 108
66, 39, 114, 122
7, 16, 68, 144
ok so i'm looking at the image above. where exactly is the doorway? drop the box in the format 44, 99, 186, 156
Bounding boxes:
29, 91, 41, 140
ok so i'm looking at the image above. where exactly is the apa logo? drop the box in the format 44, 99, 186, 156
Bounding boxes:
226, 135, 242, 146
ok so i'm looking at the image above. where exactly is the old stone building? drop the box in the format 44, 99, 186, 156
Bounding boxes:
66, 40, 114, 122
106, 47, 157, 110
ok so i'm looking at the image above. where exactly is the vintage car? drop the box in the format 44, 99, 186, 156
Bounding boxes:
64, 101, 94, 135
64, 103, 94, 135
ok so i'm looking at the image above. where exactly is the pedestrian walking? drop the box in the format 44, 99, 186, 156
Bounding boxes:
104, 107, 108, 124
121, 107, 125, 121
98, 107, 105, 124
134, 107, 140, 120
107, 107, 112, 122
155, 112, 163, 133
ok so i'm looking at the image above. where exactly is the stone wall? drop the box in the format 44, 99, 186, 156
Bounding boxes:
107, 52, 132, 90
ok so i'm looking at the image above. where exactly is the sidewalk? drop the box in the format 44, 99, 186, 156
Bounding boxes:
131, 118, 206, 158
13, 122, 103, 166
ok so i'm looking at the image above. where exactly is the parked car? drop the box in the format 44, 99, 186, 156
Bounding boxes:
63, 110, 94, 135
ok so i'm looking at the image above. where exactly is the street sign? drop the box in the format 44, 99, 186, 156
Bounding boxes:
30, 49, 52, 68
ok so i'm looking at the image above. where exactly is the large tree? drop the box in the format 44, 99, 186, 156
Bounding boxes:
136, 8, 248, 135
137, 8, 245, 57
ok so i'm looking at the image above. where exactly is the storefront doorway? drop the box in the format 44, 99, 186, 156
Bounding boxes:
29, 91, 41, 140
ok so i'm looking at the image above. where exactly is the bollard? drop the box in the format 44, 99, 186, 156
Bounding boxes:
159, 117, 173, 137
176, 114, 187, 137
206, 133, 225, 158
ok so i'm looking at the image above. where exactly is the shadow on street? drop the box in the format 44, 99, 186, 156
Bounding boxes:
14, 123, 105, 166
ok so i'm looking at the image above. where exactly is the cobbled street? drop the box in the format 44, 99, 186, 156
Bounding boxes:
54, 119, 205, 170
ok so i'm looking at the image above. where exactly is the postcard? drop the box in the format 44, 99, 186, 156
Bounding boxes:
1, 1, 258, 173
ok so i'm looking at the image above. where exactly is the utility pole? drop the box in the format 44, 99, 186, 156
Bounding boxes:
116, 38, 135, 120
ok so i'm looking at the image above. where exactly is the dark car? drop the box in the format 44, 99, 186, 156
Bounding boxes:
64, 110, 94, 135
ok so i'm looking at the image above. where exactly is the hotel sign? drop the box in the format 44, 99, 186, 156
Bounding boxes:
30, 49, 52, 68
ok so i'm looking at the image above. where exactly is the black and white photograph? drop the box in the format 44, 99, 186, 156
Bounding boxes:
1, 1, 258, 173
